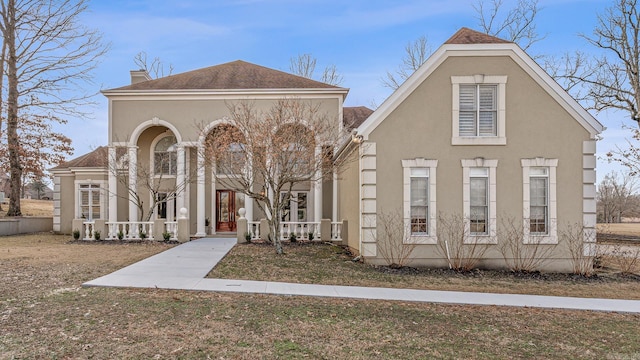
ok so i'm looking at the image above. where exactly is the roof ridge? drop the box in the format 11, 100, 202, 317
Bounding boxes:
444, 27, 512, 45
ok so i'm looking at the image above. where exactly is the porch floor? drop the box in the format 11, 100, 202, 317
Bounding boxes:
84, 238, 640, 314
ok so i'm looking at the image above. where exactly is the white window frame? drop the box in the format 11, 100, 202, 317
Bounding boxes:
452, 75, 507, 146
279, 191, 310, 222
402, 159, 438, 244
462, 159, 497, 244
151, 133, 177, 177
522, 158, 558, 244
74, 180, 106, 221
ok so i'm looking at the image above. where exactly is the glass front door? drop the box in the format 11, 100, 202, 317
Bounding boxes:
216, 190, 236, 232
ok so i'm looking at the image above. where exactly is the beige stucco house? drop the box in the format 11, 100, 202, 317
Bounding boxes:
337, 28, 604, 271
51, 28, 603, 272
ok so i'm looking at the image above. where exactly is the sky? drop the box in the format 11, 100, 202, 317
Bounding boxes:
66, 0, 629, 181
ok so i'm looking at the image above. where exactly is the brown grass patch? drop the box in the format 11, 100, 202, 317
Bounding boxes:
209, 242, 640, 300
0, 199, 53, 217
2, 234, 640, 358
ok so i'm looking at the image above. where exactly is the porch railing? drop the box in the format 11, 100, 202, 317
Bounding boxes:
82, 221, 96, 240
164, 221, 178, 240
279, 221, 320, 241
331, 222, 342, 241
106, 222, 155, 240
248, 221, 260, 241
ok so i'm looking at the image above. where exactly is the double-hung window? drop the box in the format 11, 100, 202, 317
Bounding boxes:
451, 75, 507, 145
469, 168, 489, 235
521, 159, 558, 244
79, 184, 101, 220
462, 159, 497, 243
529, 167, 548, 234
410, 168, 429, 235
402, 159, 438, 244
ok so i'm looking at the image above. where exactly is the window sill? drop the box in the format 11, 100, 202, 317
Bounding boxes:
404, 235, 437, 245
452, 136, 506, 146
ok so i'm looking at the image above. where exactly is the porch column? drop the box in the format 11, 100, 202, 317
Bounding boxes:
196, 145, 206, 236
127, 145, 138, 222
314, 146, 322, 223
332, 170, 338, 222
244, 193, 253, 222
244, 167, 253, 221
176, 145, 185, 214
108, 146, 118, 223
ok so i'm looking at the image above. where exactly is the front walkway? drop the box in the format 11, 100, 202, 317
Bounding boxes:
84, 238, 640, 314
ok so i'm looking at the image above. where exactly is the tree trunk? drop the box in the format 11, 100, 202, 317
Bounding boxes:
6, 0, 21, 217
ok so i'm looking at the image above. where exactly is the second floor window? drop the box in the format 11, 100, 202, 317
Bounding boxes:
154, 135, 177, 175
459, 84, 497, 137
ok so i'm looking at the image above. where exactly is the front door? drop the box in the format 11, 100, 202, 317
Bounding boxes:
216, 190, 236, 232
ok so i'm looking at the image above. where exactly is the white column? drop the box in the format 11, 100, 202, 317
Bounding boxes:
196, 146, 206, 236
332, 170, 338, 222
176, 145, 185, 214
128, 146, 138, 221
210, 170, 216, 235
314, 146, 322, 223
108, 146, 118, 223
244, 166, 253, 221
244, 193, 253, 222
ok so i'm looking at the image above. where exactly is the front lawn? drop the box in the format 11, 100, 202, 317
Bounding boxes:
208, 242, 640, 300
2, 234, 639, 359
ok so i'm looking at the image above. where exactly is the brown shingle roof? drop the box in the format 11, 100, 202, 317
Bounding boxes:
109, 60, 342, 91
343, 106, 374, 129
445, 27, 512, 45
50, 146, 108, 171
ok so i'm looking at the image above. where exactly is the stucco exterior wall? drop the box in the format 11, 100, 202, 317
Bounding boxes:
337, 147, 361, 253
366, 55, 592, 272
110, 97, 341, 144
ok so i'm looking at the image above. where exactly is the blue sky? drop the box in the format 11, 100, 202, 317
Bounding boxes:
70, 0, 627, 180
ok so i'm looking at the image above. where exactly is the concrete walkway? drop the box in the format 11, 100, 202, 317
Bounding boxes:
84, 238, 640, 314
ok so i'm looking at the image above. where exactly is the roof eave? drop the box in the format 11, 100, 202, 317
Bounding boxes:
101, 88, 350, 98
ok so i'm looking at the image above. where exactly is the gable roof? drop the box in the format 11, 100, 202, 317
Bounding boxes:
50, 146, 108, 171
107, 60, 342, 91
343, 106, 374, 129
357, 28, 604, 139
445, 27, 512, 45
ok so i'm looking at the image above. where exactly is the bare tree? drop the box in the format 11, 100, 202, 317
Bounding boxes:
498, 217, 553, 272
108, 145, 193, 222
375, 210, 417, 268
596, 171, 638, 223
289, 53, 343, 86
436, 213, 492, 272
555, 0, 640, 125
0, 0, 108, 216
203, 98, 344, 254
473, 0, 544, 51
560, 222, 596, 277
133, 51, 174, 79
381, 35, 431, 90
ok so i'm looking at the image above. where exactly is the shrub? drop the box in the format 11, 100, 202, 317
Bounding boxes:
162, 231, 172, 241
375, 210, 416, 269
560, 223, 596, 277
307, 232, 315, 241
289, 232, 297, 243
436, 213, 491, 272
497, 217, 552, 272
93, 230, 101, 241
139, 231, 147, 240
117, 230, 124, 240
244, 232, 252, 243
72, 229, 80, 240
